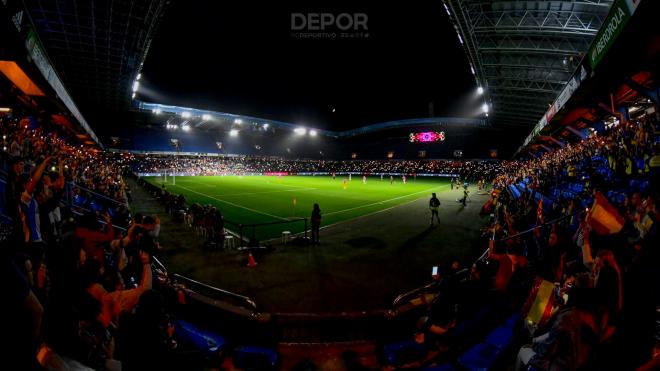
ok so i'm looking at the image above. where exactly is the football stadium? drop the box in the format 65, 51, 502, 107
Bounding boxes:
1, 1, 659, 370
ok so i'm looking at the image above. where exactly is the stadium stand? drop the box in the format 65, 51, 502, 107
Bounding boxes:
2, 0, 660, 369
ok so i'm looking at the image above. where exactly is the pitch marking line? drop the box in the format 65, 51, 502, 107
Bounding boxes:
263, 184, 452, 242
324, 186, 446, 216
175, 184, 289, 221
215, 188, 317, 197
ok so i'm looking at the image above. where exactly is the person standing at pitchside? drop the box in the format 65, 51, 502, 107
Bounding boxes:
429, 193, 441, 226
311, 203, 322, 245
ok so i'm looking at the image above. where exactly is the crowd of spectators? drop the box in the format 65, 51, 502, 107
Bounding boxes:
390, 116, 659, 370
1, 116, 176, 370
128, 154, 502, 180
2, 110, 659, 370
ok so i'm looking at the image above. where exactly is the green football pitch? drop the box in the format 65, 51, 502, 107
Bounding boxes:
144, 175, 451, 240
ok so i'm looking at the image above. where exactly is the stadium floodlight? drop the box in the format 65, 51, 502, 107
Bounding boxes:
136, 73, 142, 81
229, 129, 239, 136
482, 103, 489, 114
202, 114, 212, 121
332, 108, 336, 113
132, 81, 139, 92
234, 118, 242, 124
294, 127, 307, 135
309, 129, 318, 136
181, 124, 190, 132
131, 92, 136, 99
477, 86, 484, 95
181, 111, 191, 118
153, 108, 162, 114
263, 123, 269, 130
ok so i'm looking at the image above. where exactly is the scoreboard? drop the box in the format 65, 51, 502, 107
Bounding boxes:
409, 131, 445, 143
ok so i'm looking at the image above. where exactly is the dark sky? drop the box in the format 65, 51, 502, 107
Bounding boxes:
140, 0, 477, 131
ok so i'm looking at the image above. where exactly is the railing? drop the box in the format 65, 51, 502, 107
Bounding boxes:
66, 182, 129, 221
391, 268, 468, 308
172, 273, 258, 312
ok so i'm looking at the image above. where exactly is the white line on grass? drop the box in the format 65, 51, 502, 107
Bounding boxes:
324, 185, 447, 216
175, 184, 289, 221
263, 184, 452, 242
215, 188, 317, 197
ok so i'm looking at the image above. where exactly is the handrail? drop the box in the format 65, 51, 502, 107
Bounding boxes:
172, 273, 258, 311
151, 255, 168, 273
392, 282, 439, 307
390, 207, 583, 308
472, 209, 584, 265
498, 210, 582, 244
69, 209, 128, 232
391, 268, 468, 307
68, 181, 129, 206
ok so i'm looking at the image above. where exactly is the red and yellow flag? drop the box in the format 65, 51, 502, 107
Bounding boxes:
523, 277, 555, 329
587, 192, 625, 234
536, 196, 544, 225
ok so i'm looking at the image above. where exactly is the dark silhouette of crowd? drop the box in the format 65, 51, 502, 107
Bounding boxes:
2, 110, 659, 370
129, 154, 502, 181
392, 115, 659, 370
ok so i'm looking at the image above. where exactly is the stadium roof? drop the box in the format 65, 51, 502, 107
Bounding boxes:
137, 100, 488, 138
514, 0, 659, 157
21, 0, 168, 121
442, 0, 615, 131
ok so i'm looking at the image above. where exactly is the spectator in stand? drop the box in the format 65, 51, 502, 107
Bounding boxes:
6, 156, 26, 238
84, 250, 152, 328
116, 290, 176, 371
18, 155, 52, 243
74, 211, 115, 265
2, 246, 44, 370
212, 208, 225, 248
515, 288, 600, 371
487, 237, 513, 294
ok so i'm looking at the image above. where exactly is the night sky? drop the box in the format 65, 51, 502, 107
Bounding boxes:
139, 0, 477, 131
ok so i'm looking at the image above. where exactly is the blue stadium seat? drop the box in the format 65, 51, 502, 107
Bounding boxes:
421, 364, 456, 371
458, 342, 501, 371
174, 320, 227, 355
233, 345, 278, 370
484, 325, 513, 350
504, 312, 520, 328
508, 185, 521, 199
383, 339, 426, 364
629, 179, 639, 192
